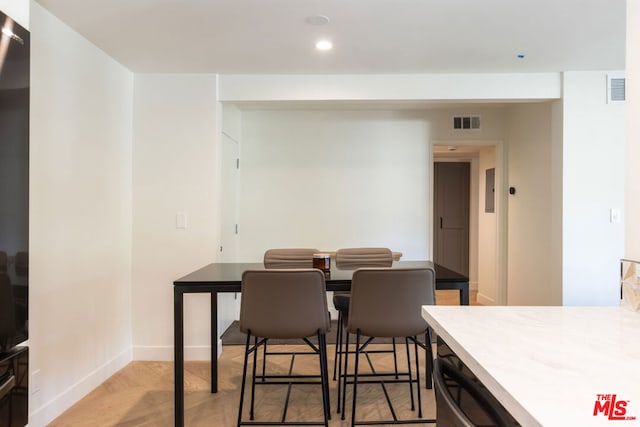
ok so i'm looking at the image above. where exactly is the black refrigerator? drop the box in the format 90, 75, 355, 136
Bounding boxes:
0, 8, 29, 427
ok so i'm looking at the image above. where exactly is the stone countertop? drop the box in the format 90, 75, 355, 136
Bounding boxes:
422, 305, 640, 427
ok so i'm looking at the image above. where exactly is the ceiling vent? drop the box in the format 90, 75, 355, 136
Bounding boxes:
607, 74, 625, 103
453, 115, 481, 130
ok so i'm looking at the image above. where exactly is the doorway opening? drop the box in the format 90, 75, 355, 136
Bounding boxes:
431, 142, 506, 305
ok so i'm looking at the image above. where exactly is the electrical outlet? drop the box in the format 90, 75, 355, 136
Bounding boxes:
176, 212, 188, 229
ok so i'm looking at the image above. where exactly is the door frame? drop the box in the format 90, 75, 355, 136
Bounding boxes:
430, 140, 508, 305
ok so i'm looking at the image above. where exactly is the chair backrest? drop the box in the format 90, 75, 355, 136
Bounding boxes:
263, 248, 319, 269
240, 269, 329, 339
433, 359, 514, 427
335, 247, 393, 269
347, 267, 435, 337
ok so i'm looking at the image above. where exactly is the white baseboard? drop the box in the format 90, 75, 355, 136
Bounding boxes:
28, 348, 132, 427
477, 292, 496, 305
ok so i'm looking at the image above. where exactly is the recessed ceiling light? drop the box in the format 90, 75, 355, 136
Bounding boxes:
306, 15, 330, 26
315, 40, 333, 51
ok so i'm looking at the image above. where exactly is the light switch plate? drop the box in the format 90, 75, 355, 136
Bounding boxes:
610, 208, 621, 224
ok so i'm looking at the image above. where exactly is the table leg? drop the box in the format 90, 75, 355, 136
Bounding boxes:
211, 292, 218, 393
459, 282, 470, 305
174, 287, 185, 427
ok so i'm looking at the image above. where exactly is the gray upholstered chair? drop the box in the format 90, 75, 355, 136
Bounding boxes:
263, 248, 319, 269
238, 269, 331, 427
341, 267, 436, 426
261, 248, 320, 377
332, 248, 393, 402
433, 359, 514, 427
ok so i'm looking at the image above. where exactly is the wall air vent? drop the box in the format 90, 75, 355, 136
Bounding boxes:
607, 74, 625, 103
453, 115, 481, 130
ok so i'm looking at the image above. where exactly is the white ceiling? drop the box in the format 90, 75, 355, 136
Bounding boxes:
34, 0, 626, 74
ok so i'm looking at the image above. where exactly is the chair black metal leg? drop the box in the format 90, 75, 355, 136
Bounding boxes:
425, 329, 433, 390
262, 338, 268, 382
413, 336, 423, 419
336, 320, 349, 414
237, 332, 252, 427
336, 323, 343, 413
350, 331, 361, 427
322, 333, 332, 418
392, 337, 399, 379
333, 310, 342, 381
250, 335, 259, 420
318, 333, 330, 426
405, 337, 416, 411
341, 329, 350, 420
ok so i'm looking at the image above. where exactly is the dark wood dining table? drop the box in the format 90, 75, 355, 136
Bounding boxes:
173, 260, 469, 427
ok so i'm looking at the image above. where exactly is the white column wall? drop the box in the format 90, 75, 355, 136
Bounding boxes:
217, 103, 242, 342
550, 100, 564, 305
562, 71, 625, 306
132, 74, 219, 360
506, 103, 560, 305
477, 146, 498, 305
29, 3, 133, 425
626, 1, 640, 260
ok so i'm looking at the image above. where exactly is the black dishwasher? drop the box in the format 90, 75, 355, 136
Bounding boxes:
435, 337, 519, 426
0, 347, 28, 427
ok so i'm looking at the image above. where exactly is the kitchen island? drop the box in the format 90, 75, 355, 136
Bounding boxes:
422, 306, 640, 426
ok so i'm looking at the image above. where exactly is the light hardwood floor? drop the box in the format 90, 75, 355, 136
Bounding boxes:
48, 290, 477, 427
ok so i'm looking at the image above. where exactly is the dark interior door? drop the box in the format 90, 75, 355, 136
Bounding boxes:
434, 162, 470, 276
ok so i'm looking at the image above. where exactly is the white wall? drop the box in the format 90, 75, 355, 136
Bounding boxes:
506, 102, 561, 305
0, 0, 28, 29
218, 103, 242, 339
477, 146, 498, 304
562, 71, 625, 305
237, 109, 431, 260
219, 73, 562, 102
132, 74, 219, 361
222, 103, 242, 142
550, 100, 564, 305
29, 3, 133, 425
239, 103, 576, 310
626, 1, 640, 261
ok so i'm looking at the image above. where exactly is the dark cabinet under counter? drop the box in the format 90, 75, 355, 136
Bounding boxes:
435, 337, 519, 426
0, 347, 28, 427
